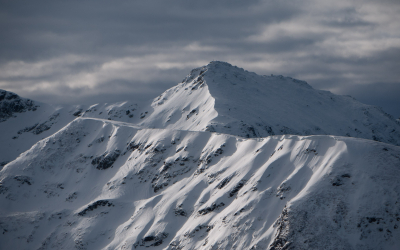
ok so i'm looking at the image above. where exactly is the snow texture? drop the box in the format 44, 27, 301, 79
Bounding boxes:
138, 61, 400, 145
1, 62, 400, 250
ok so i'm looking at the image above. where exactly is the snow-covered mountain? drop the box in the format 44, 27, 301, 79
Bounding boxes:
1, 118, 399, 250
0, 90, 141, 167
1, 61, 399, 166
135, 61, 400, 145
1, 62, 400, 250
0, 90, 82, 167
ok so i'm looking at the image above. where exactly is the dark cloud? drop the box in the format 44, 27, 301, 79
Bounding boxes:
337, 82, 400, 118
0, 0, 399, 117
0, 0, 297, 62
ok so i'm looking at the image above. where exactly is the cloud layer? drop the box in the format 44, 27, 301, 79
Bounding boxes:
1, 0, 399, 117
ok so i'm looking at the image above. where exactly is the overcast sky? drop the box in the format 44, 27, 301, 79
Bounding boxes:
1, 0, 399, 117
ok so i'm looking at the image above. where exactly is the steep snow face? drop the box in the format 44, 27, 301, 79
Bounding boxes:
139, 66, 218, 132
1, 117, 399, 250
139, 62, 400, 146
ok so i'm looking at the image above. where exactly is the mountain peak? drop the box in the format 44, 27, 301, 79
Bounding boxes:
1, 63, 400, 250
183, 61, 312, 91
140, 62, 400, 145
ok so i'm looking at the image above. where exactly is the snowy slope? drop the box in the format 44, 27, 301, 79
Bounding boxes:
1, 62, 400, 250
0, 90, 85, 166
1, 117, 399, 250
0, 90, 144, 167
138, 62, 400, 145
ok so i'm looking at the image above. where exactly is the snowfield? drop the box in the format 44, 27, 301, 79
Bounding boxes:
0, 62, 399, 249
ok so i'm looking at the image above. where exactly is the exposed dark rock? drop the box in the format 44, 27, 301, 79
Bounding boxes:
277, 183, 291, 200
234, 207, 247, 216
341, 174, 351, 178
66, 192, 78, 202
32, 123, 51, 135
229, 180, 246, 197
95, 137, 104, 143
153, 183, 168, 193
17, 122, 52, 135
140, 111, 148, 119
174, 208, 187, 217
14, 175, 33, 185
331, 174, 351, 186
0, 90, 38, 122
134, 232, 168, 248
269, 206, 291, 250
73, 110, 82, 116
91, 150, 121, 170
217, 175, 234, 189
17, 123, 39, 134
0, 183, 8, 194
205, 125, 216, 132
214, 148, 224, 156
183, 224, 214, 238
186, 109, 197, 120
78, 200, 114, 216
198, 202, 225, 215
305, 148, 317, 154
332, 178, 343, 186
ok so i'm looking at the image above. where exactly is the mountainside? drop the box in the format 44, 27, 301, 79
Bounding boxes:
135, 61, 400, 145
1, 61, 399, 166
1, 117, 399, 250
0, 90, 141, 167
1, 61, 400, 250
0, 90, 83, 166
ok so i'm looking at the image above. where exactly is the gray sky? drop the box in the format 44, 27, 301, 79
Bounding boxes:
1, 0, 399, 117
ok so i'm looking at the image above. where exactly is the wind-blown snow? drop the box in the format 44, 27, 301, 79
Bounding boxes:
1, 61, 400, 250
1, 117, 399, 249
137, 61, 400, 145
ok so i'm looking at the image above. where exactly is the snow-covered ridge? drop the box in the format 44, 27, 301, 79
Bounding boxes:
0, 90, 87, 166
136, 61, 400, 145
0, 91, 143, 166
1, 62, 400, 250
0, 117, 399, 249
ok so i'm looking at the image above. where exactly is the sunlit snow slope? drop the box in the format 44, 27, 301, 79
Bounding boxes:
1, 61, 400, 250
136, 62, 400, 145
1, 117, 399, 250
2, 61, 399, 168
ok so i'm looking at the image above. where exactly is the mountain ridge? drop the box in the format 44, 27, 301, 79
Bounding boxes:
1, 117, 399, 249
1, 61, 400, 249
136, 61, 400, 145
2, 61, 399, 148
